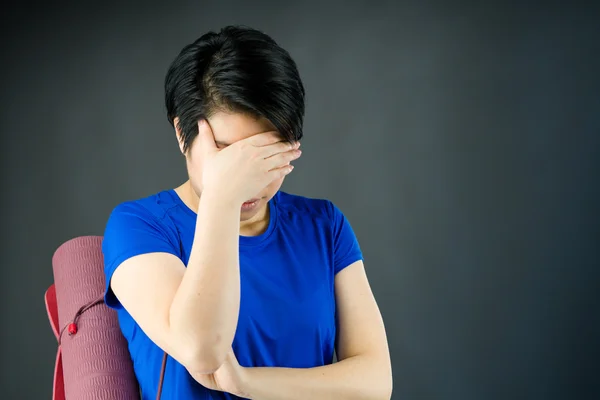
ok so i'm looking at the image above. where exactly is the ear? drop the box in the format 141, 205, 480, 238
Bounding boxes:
173, 117, 185, 155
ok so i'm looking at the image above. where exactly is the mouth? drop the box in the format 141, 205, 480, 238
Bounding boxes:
241, 198, 261, 211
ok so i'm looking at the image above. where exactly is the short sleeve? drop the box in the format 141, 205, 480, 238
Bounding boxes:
102, 202, 180, 309
328, 201, 363, 275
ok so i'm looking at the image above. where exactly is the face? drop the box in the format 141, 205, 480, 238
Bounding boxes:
177, 111, 289, 223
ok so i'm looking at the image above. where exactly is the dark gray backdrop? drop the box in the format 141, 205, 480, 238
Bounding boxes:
1, 1, 599, 399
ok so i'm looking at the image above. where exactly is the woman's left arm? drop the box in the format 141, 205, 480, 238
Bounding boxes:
242, 260, 393, 400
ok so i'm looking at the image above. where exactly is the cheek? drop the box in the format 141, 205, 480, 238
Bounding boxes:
185, 153, 206, 173
185, 155, 207, 190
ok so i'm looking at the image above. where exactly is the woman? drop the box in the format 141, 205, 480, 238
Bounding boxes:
103, 25, 393, 400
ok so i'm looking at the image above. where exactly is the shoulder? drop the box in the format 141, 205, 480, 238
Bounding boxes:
276, 192, 362, 274
275, 191, 351, 232
108, 190, 179, 222
102, 190, 183, 264
103, 190, 182, 247
275, 191, 339, 222
102, 191, 183, 307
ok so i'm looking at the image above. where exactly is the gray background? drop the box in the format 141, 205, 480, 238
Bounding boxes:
1, 1, 599, 399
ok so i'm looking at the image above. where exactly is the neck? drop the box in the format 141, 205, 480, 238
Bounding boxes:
175, 181, 269, 236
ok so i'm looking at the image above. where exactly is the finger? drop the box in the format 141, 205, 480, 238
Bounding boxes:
246, 131, 283, 147
267, 164, 295, 180
265, 148, 301, 170
195, 119, 217, 153
258, 140, 297, 158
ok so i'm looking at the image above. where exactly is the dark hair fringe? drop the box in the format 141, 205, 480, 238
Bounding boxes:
164, 26, 305, 152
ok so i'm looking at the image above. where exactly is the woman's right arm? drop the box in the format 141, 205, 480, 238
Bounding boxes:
110, 189, 241, 374
109, 122, 300, 375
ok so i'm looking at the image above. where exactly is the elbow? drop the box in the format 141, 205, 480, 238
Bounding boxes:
369, 381, 392, 400
379, 372, 393, 400
366, 365, 392, 400
186, 353, 225, 374
383, 380, 393, 400
168, 316, 233, 373
377, 355, 393, 400
179, 335, 230, 374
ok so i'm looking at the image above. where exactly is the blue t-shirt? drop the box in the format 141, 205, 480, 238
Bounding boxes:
102, 190, 362, 399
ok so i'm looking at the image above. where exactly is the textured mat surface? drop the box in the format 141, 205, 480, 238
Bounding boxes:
52, 236, 139, 399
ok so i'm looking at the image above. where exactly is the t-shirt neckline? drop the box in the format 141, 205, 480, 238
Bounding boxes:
167, 189, 279, 247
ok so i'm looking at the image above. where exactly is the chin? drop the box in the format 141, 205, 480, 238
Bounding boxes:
239, 211, 258, 221
239, 201, 266, 221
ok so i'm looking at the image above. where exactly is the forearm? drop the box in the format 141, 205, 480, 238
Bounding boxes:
170, 190, 241, 369
243, 355, 392, 400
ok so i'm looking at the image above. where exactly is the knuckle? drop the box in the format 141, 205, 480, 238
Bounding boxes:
276, 143, 287, 152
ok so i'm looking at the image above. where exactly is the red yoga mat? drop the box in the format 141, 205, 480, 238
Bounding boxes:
52, 236, 139, 399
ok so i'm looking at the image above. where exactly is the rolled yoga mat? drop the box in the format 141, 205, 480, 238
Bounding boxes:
52, 236, 139, 399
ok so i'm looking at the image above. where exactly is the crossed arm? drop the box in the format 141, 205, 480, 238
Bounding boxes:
109, 194, 392, 399
242, 260, 393, 400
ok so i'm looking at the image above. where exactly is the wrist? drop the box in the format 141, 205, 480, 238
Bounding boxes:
200, 188, 243, 209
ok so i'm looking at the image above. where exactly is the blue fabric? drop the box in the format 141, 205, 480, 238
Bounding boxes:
102, 190, 362, 399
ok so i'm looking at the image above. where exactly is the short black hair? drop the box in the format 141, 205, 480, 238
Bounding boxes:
165, 25, 305, 152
